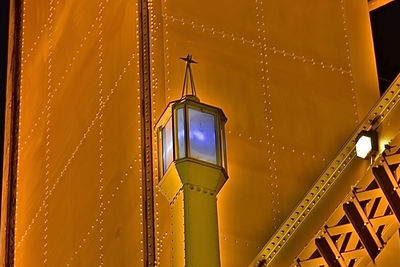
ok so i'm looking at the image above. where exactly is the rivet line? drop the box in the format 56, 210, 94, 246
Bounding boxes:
43, 0, 56, 263
16, 52, 137, 248
339, 0, 359, 124
163, 13, 351, 75
97, 0, 105, 265
255, 0, 281, 228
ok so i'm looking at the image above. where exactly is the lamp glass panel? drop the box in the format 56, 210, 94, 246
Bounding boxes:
221, 124, 227, 169
188, 108, 217, 164
162, 118, 173, 173
177, 108, 186, 159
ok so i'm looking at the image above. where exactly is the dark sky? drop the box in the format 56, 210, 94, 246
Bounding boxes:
370, 0, 400, 94
0, 0, 10, 194
0, 1, 8, 107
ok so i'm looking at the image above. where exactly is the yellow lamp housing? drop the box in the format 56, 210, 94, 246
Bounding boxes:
355, 130, 378, 159
155, 95, 229, 266
155, 95, 228, 200
155, 55, 228, 266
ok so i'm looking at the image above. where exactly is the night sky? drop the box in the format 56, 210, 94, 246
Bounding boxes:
0, 0, 10, 197
371, 0, 400, 94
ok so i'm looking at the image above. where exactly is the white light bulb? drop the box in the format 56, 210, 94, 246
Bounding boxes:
356, 136, 372, 158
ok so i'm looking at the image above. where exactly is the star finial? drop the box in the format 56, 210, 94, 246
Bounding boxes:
180, 54, 197, 64
180, 54, 198, 100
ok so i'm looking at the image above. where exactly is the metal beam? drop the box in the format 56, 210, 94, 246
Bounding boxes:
368, 0, 395, 11
343, 201, 382, 260
372, 162, 400, 223
0, 0, 22, 266
296, 257, 326, 267
138, 0, 155, 265
250, 73, 400, 266
315, 236, 345, 267
341, 249, 368, 262
326, 224, 353, 236
356, 188, 384, 201
370, 214, 396, 227
385, 154, 400, 165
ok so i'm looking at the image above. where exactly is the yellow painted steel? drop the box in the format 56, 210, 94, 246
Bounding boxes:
370, 230, 400, 266
6, 0, 144, 266
158, 159, 227, 267
155, 89, 228, 266
171, 190, 185, 267
149, 0, 380, 266
1, 0, 385, 266
258, 75, 400, 266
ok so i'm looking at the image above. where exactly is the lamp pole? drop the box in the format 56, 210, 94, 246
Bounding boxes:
156, 55, 228, 266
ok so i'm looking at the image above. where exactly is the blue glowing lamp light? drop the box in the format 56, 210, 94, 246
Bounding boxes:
156, 95, 228, 175
155, 55, 228, 200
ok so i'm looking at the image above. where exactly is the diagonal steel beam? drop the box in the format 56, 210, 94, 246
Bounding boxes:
343, 201, 382, 260
315, 235, 346, 267
295, 257, 326, 267
385, 154, 400, 166
372, 161, 400, 223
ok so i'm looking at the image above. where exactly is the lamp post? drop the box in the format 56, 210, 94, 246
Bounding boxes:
155, 55, 228, 267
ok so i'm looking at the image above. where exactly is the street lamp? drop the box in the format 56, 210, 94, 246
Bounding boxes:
155, 55, 228, 267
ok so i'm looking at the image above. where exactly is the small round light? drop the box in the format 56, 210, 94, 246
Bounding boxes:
356, 135, 372, 158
